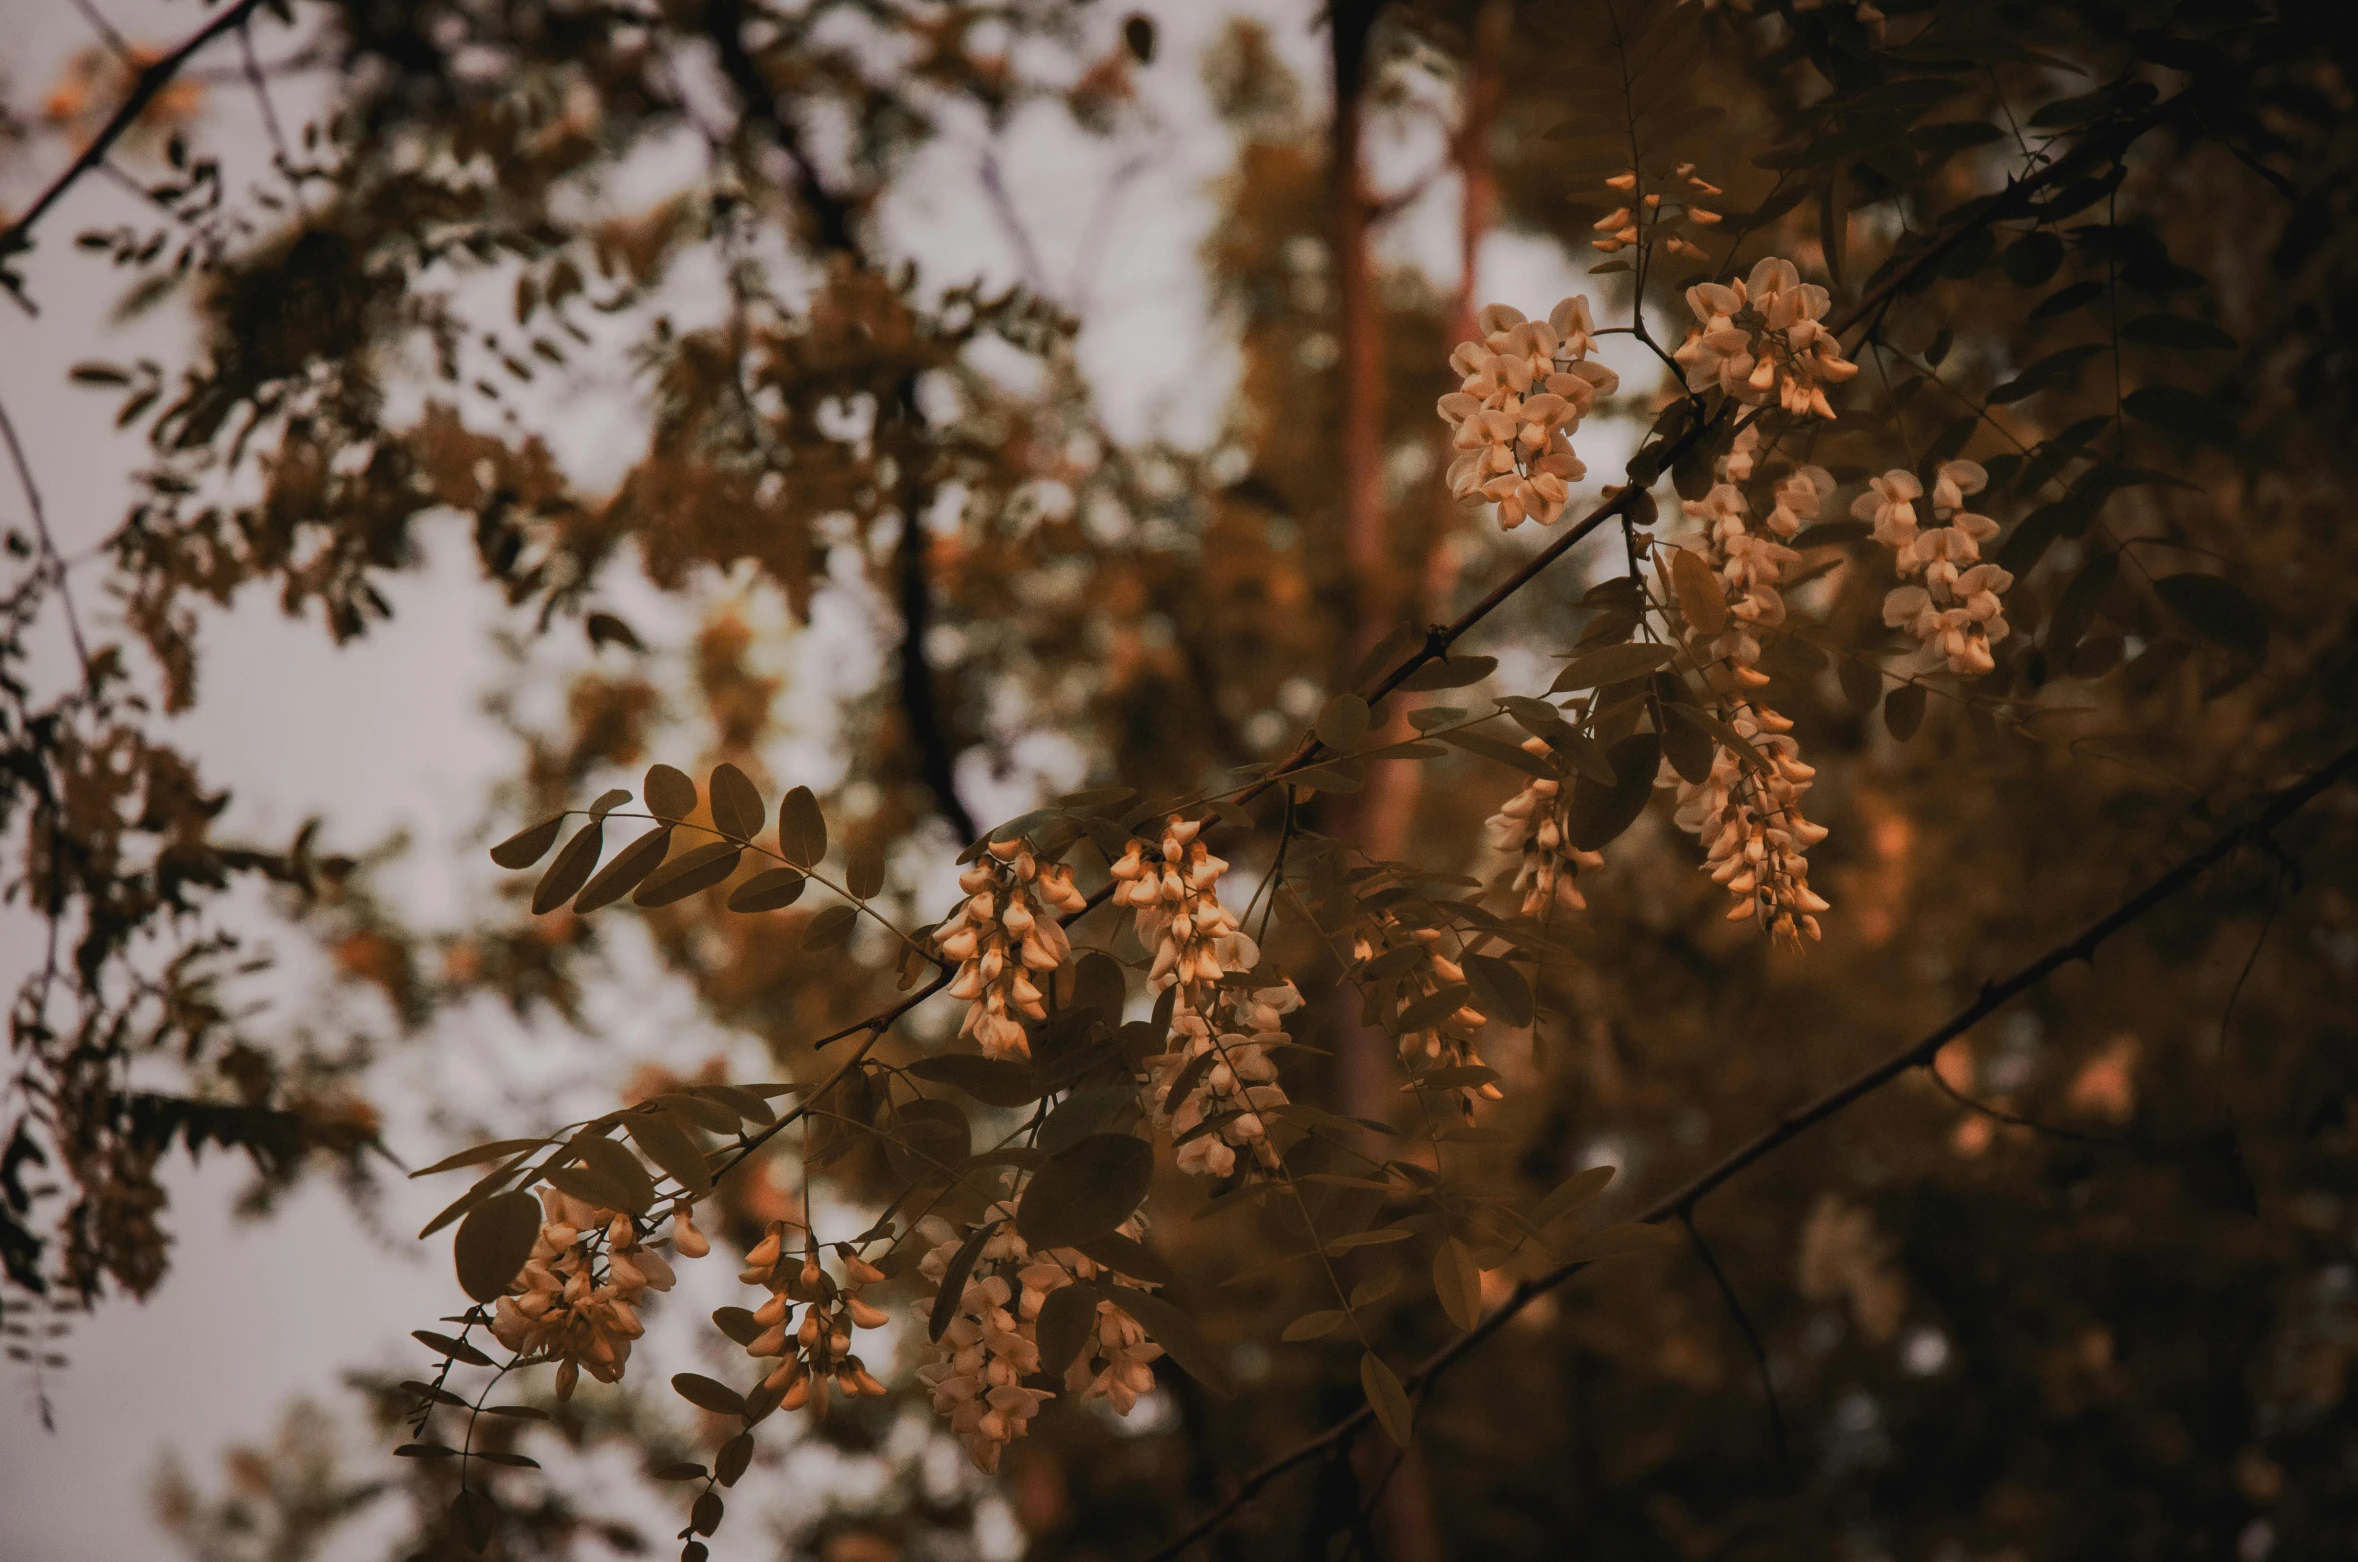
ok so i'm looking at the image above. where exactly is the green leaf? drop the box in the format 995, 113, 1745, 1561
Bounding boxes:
633, 842, 742, 907
1988, 343, 2106, 404
454, 1190, 544, 1304
1668, 547, 1728, 634
409, 1138, 548, 1179
715, 1432, 755, 1487
1361, 1352, 1415, 1447
672, 1372, 745, 1417
652, 1462, 709, 1481
623, 1112, 713, 1195
1038, 1086, 1134, 1155
2001, 230, 2065, 288
708, 763, 765, 840
1017, 1134, 1153, 1248
2154, 574, 2267, 655
1036, 1280, 1101, 1373
1533, 1164, 1617, 1229
1884, 683, 1928, 742
905, 1054, 1042, 1108
413, 1330, 494, 1367
1566, 733, 1660, 851
779, 786, 828, 867
802, 904, 859, 950
1282, 1309, 1348, 1342
1316, 693, 1371, 750
574, 826, 673, 913
490, 816, 564, 870
2026, 279, 2104, 322
2120, 313, 2235, 351
586, 788, 632, 820
2047, 548, 2119, 661
2122, 384, 2236, 447
530, 822, 603, 913
1398, 654, 1498, 692
689, 1084, 777, 1125
1433, 1238, 1482, 1330
928, 1220, 1001, 1341
1101, 1283, 1235, 1398
1550, 641, 1677, 692
643, 764, 697, 821
1461, 954, 1533, 1029
1075, 1230, 1173, 1287
727, 867, 806, 912
1438, 729, 1555, 780
846, 846, 887, 900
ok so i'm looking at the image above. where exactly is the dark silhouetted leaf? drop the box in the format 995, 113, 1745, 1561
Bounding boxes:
491, 816, 564, 869
575, 826, 672, 912
672, 1372, 745, 1416
1036, 1279, 1100, 1373
634, 843, 741, 907
644, 764, 697, 821
906, 1054, 1041, 1107
2155, 574, 2268, 655
779, 787, 827, 867
454, 1189, 543, 1303
624, 1112, 712, 1195
531, 822, 603, 914
1884, 683, 1928, 741
708, 763, 764, 840
1017, 1134, 1152, 1248
1362, 1351, 1414, 1447
1567, 733, 1660, 851
1434, 1238, 1482, 1329
1669, 547, 1728, 633
929, 1220, 1001, 1341
727, 867, 806, 912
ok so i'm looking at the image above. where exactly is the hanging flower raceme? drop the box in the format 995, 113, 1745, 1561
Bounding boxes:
1436, 297, 1621, 530
1679, 435, 1831, 681
1872, 459, 2015, 676
1143, 980, 1301, 1180
1670, 700, 1831, 949
489, 1187, 678, 1400
912, 1203, 1160, 1473
1351, 918, 1501, 1109
1485, 737, 1605, 918
1593, 161, 1725, 261
1673, 256, 1857, 419
1109, 815, 1257, 1008
936, 837, 1088, 1060
734, 1224, 891, 1416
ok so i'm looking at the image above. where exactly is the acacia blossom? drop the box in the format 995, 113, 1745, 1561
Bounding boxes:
1485, 736, 1606, 918
1142, 980, 1300, 1180
490, 1187, 679, 1400
912, 1204, 1160, 1472
735, 1225, 891, 1414
1873, 458, 2016, 676
937, 837, 1087, 1060
1673, 256, 1859, 419
1436, 297, 1621, 530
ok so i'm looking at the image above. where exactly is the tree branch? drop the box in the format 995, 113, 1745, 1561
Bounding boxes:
0, 0, 275, 311
1145, 742, 2358, 1559
1680, 1208, 1787, 1463
703, 0, 860, 257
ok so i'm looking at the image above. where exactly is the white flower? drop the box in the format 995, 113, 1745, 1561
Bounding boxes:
1437, 297, 1619, 530
1930, 458, 1987, 517
1666, 700, 1830, 949
1852, 469, 1924, 550
1144, 982, 1300, 1180
1674, 257, 1856, 419
936, 838, 1087, 1060
1486, 738, 1606, 918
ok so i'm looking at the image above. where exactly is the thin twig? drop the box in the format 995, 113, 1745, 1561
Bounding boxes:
0, 0, 275, 311
1142, 742, 2358, 1560
1679, 1208, 1787, 1463
0, 399, 91, 670
1922, 1064, 2119, 1146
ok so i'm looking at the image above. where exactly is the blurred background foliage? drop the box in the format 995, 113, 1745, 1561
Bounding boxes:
4, 0, 2358, 1559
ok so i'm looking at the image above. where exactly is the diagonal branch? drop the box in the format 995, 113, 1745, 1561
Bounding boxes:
0, 0, 275, 311
703, 0, 860, 257
1680, 1207, 1787, 1462
1145, 742, 2358, 1559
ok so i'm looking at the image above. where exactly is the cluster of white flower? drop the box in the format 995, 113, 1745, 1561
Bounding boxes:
1672, 700, 1832, 948
1436, 297, 1621, 530
913, 1205, 1160, 1473
1350, 920, 1502, 1105
1142, 980, 1301, 1180
1593, 162, 1724, 262
1860, 459, 2015, 676
937, 837, 1088, 1060
1673, 257, 1858, 420
1664, 428, 1833, 947
1485, 737, 1606, 918
1110, 815, 1258, 1006
490, 1187, 679, 1400
736, 1224, 890, 1414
